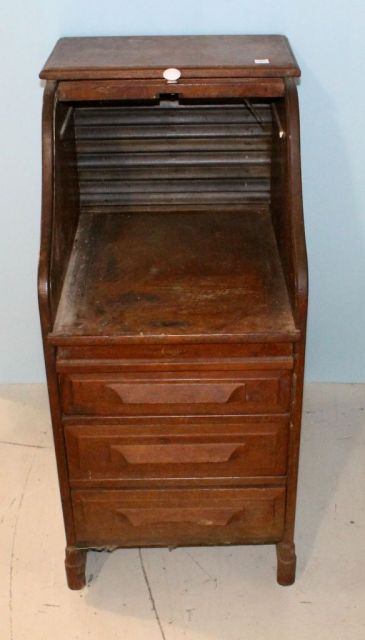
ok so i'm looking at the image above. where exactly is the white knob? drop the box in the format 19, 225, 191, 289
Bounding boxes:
163, 67, 181, 83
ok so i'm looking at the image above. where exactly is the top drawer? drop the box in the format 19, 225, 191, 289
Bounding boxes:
57, 79, 285, 101
57, 343, 294, 372
60, 370, 291, 416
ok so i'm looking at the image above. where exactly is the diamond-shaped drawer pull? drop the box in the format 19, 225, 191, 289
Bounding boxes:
163, 67, 181, 83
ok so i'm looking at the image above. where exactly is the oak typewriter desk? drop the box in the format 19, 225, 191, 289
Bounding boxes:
39, 35, 307, 589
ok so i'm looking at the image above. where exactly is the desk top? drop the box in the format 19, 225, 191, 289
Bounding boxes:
50, 209, 299, 345
40, 35, 300, 81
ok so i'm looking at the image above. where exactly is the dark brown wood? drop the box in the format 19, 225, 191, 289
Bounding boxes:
60, 369, 291, 416
49, 210, 299, 344
72, 487, 286, 546
270, 80, 308, 327
40, 36, 300, 80
276, 541, 296, 586
51, 102, 80, 311
65, 417, 289, 485
57, 79, 285, 101
65, 547, 87, 590
57, 342, 293, 361
273, 80, 308, 555
38, 81, 77, 546
57, 356, 294, 373
38, 36, 307, 589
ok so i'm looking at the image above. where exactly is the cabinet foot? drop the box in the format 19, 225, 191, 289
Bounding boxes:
65, 547, 87, 590
276, 542, 296, 586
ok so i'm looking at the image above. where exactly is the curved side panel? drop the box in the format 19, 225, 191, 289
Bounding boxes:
271, 79, 308, 330
38, 81, 76, 544
38, 81, 56, 331
284, 78, 308, 329
281, 79, 308, 543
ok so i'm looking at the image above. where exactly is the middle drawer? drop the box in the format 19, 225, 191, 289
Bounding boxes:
64, 416, 289, 486
60, 370, 291, 416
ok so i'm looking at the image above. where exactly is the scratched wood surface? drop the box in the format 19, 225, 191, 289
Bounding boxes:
40, 35, 300, 80
51, 210, 298, 343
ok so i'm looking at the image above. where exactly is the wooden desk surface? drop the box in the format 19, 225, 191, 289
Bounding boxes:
40, 35, 300, 80
50, 209, 299, 345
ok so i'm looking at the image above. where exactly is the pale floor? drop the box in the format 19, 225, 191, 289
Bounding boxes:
0, 383, 364, 640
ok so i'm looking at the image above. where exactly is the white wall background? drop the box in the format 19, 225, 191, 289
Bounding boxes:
0, 0, 364, 383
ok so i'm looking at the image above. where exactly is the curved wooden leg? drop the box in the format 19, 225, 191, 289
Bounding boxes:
276, 542, 296, 586
65, 547, 87, 590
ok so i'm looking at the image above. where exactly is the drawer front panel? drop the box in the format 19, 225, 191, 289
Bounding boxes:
61, 370, 291, 416
58, 342, 293, 363
65, 419, 289, 484
58, 79, 285, 102
72, 487, 286, 546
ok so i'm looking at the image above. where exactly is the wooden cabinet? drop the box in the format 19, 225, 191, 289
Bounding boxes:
38, 35, 307, 589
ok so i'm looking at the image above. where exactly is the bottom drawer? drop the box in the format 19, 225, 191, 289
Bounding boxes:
72, 487, 285, 546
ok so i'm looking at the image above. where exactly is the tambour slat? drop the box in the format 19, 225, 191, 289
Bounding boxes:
76, 123, 272, 140
80, 191, 269, 204
78, 152, 270, 167
79, 179, 270, 194
75, 104, 273, 126
78, 165, 271, 180
79, 203, 270, 215
76, 136, 272, 153
74, 100, 273, 209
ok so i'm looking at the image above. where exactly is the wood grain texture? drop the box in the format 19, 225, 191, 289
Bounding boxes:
50, 210, 299, 344
57, 79, 285, 101
275, 81, 307, 553
60, 369, 291, 416
40, 35, 300, 80
72, 487, 286, 546
57, 342, 293, 362
276, 541, 296, 586
38, 82, 77, 546
270, 82, 308, 327
65, 547, 86, 590
65, 418, 289, 485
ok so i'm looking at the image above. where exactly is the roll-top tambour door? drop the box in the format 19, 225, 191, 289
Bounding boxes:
74, 101, 273, 209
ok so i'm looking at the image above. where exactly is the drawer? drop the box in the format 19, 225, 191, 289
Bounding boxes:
65, 418, 289, 485
57, 79, 285, 102
72, 487, 286, 546
61, 370, 291, 416
57, 343, 294, 372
